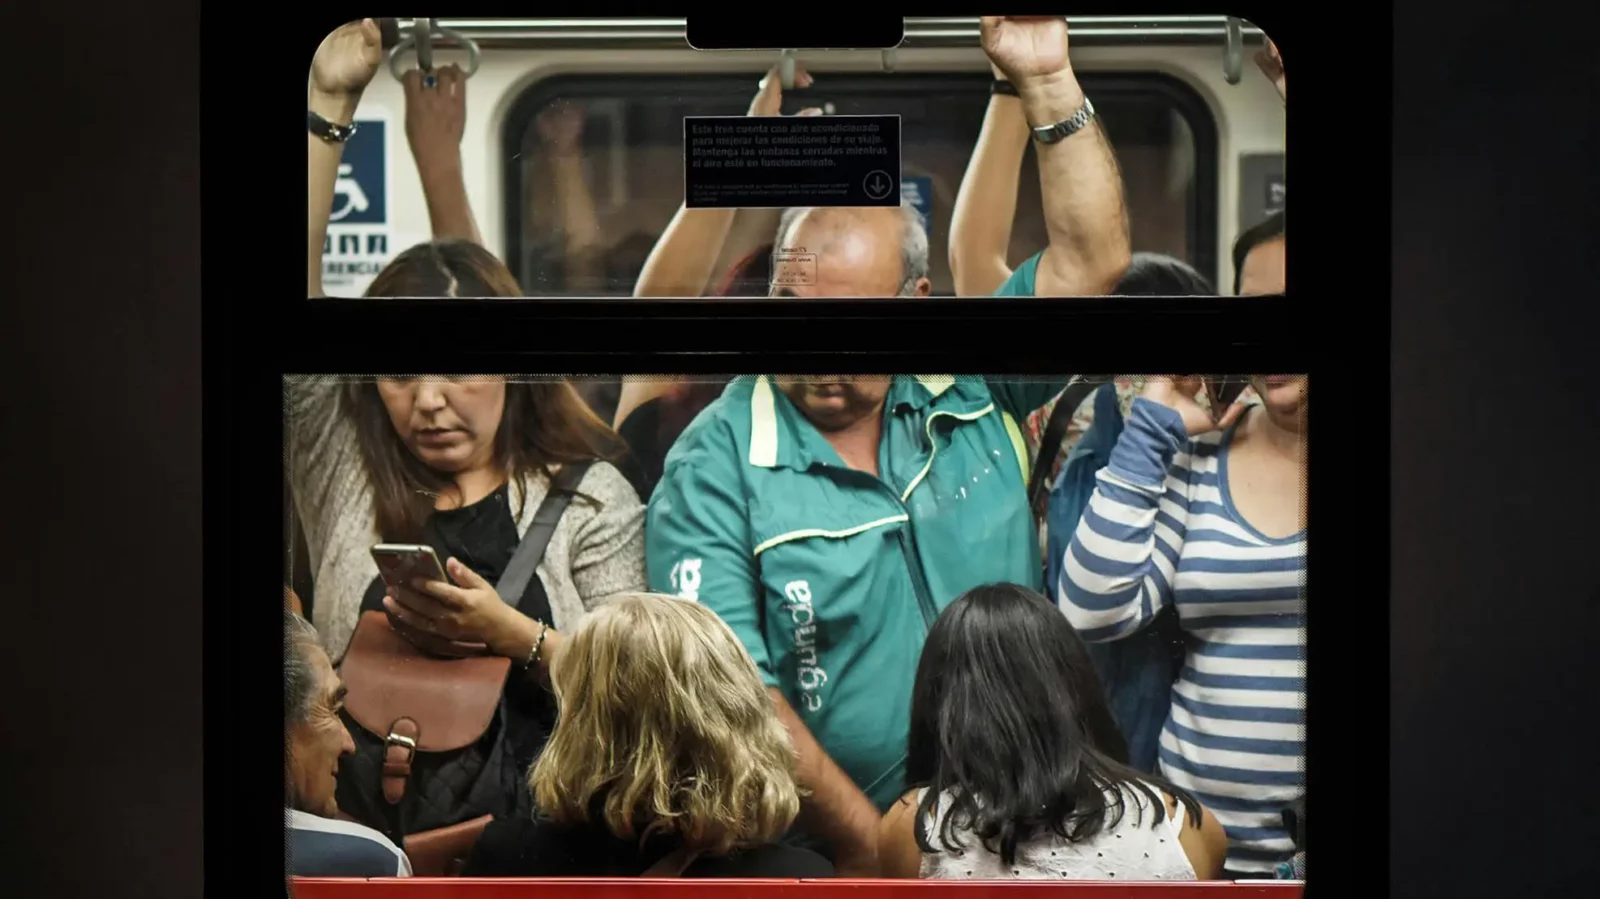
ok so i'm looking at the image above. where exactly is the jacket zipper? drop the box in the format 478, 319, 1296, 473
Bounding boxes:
887, 408, 978, 632
894, 522, 938, 631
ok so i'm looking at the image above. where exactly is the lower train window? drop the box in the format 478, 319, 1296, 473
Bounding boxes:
501, 73, 1218, 297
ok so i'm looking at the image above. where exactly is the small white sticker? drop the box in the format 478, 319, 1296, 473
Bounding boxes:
670, 558, 704, 602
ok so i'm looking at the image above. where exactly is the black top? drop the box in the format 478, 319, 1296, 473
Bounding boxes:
462, 817, 835, 879
614, 382, 730, 502
360, 482, 554, 624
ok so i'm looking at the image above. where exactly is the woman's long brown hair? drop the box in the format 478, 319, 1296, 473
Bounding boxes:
342, 379, 628, 542
365, 239, 524, 297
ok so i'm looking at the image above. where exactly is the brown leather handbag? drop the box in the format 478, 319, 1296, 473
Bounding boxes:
336, 463, 590, 876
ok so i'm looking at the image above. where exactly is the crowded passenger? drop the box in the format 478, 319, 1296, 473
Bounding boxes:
1058, 375, 1306, 877
286, 373, 647, 860
285, 608, 413, 878
304, 19, 655, 870
640, 22, 1131, 875
878, 584, 1227, 880
463, 594, 834, 877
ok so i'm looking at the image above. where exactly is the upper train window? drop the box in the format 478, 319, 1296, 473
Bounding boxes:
501, 72, 1217, 297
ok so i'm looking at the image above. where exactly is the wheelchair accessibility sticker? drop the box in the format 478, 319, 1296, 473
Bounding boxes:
321, 110, 393, 296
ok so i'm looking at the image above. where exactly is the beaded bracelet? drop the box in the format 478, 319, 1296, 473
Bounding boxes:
524, 621, 550, 669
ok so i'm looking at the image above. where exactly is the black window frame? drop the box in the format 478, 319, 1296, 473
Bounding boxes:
502, 71, 1219, 292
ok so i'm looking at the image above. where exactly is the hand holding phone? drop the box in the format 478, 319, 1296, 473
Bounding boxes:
371, 544, 485, 657
1141, 376, 1248, 437
371, 543, 450, 594
371, 545, 525, 658
1203, 376, 1251, 426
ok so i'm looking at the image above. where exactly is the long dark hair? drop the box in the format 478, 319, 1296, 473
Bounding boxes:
907, 583, 1202, 866
1230, 210, 1285, 295
1115, 252, 1215, 296
342, 379, 629, 541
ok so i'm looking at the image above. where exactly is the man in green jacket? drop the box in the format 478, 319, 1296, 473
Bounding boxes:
648, 16, 1131, 876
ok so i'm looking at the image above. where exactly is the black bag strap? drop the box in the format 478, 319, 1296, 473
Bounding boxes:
497, 462, 593, 613
1027, 377, 1100, 510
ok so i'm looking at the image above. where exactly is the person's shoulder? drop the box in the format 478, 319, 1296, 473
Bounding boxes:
287, 809, 410, 877
991, 252, 1042, 297
575, 459, 645, 506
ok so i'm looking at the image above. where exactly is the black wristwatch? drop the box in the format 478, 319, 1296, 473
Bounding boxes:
307, 109, 358, 144
1029, 97, 1097, 145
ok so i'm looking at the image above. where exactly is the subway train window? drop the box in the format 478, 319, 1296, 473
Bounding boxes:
502, 74, 1215, 297
309, 18, 1285, 298
285, 373, 1308, 882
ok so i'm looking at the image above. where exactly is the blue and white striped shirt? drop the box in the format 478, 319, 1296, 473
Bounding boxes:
1059, 398, 1304, 875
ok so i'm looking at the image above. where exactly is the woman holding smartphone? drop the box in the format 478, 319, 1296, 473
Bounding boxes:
286, 374, 647, 859
300, 24, 645, 664
287, 375, 646, 676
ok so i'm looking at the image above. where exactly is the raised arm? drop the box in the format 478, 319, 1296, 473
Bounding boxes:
307, 20, 383, 296
632, 64, 821, 298
1256, 37, 1286, 106
402, 65, 482, 245
947, 64, 1031, 297
1059, 377, 1244, 641
536, 104, 607, 289
982, 17, 1131, 296
1058, 398, 1186, 639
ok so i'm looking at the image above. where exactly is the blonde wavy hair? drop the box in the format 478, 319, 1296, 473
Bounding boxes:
531, 593, 802, 855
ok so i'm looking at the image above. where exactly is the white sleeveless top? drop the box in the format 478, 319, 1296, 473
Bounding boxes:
916, 783, 1197, 881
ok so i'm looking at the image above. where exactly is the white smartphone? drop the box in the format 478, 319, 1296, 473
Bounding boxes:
371, 543, 449, 595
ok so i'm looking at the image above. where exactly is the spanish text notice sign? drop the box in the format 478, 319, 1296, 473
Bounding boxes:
683, 115, 902, 209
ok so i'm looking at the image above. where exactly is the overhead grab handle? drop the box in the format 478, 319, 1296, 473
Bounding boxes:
389, 17, 483, 80
1222, 16, 1244, 85
777, 49, 797, 89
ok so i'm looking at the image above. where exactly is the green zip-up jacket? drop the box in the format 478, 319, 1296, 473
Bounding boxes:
645, 375, 1064, 811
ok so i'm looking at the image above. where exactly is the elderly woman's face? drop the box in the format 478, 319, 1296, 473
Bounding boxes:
288, 645, 355, 817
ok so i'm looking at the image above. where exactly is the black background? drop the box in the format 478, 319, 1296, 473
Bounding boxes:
5, 4, 1598, 899
684, 115, 904, 209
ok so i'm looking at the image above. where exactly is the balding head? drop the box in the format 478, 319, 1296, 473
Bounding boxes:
770, 204, 931, 298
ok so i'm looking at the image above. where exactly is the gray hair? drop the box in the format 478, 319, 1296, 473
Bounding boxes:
772, 203, 929, 295
285, 609, 324, 726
